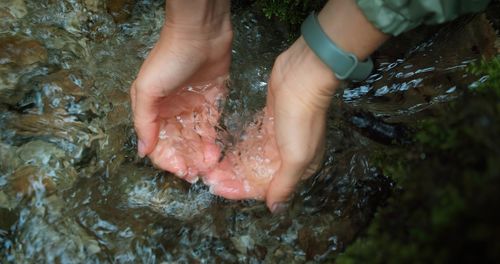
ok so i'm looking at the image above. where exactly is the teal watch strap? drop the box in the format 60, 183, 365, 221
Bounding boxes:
301, 12, 373, 81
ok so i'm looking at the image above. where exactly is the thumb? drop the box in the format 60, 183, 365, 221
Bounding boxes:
132, 82, 161, 157
265, 162, 304, 213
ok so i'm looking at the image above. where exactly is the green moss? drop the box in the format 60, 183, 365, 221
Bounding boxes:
255, 0, 326, 25
337, 56, 500, 263
469, 56, 500, 96
370, 148, 409, 184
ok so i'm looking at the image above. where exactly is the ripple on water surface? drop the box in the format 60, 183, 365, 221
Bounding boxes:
0, 0, 496, 263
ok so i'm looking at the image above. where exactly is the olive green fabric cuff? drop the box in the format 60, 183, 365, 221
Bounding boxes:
355, 0, 491, 36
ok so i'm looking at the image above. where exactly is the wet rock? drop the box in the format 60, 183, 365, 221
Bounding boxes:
38, 70, 91, 99
0, 8, 16, 31
107, 0, 134, 24
103, 88, 130, 126
0, 0, 27, 19
0, 36, 48, 66
104, 88, 129, 107
98, 124, 128, 162
0, 206, 17, 232
442, 14, 496, 58
16, 140, 66, 165
126, 178, 213, 221
2, 141, 78, 198
344, 109, 410, 145
0, 143, 20, 174
0, 64, 49, 106
345, 14, 498, 124
33, 25, 86, 58
106, 104, 128, 126
0, 191, 18, 210
0, 65, 20, 95
9, 165, 57, 197
11, 195, 102, 263
298, 226, 329, 260
4, 111, 100, 161
96, 88, 132, 161
231, 235, 255, 255
17, 69, 93, 115
84, 0, 105, 13
8, 112, 91, 143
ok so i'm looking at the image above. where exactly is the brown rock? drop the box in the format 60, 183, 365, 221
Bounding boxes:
298, 226, 329, 260
0, 0, 27, 19
38, 70, 91, 99
0, 8, 16, 31
84, 0, 105, 13
10, 165, 56, 196
0, 36, 48, 66
0, 64, 20, 94
7, 112, 91, 143
107, 0, 134, 24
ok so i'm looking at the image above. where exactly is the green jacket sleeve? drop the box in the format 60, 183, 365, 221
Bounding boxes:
356, 0, 491, 36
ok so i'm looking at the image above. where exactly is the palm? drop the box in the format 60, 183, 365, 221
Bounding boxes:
204, 108, 281, 199
131, 28, 232, 182
148, 79, 228, 183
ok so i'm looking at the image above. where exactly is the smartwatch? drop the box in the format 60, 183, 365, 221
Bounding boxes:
301, 12, 373, 81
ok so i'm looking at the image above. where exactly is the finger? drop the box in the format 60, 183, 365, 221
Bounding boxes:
184, 173, 199, 184
133, 85, 161, 157
301, 144, 325, 180
130, 81, 137, 111
202, 158, 234, 185
265, 162, 305, 213
209, 179, 262, 200
150, 141, 188, 178
265, 81, 275, 117
202, 142, 221, 170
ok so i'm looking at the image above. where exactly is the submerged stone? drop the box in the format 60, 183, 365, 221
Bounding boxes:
106, 0, 134, 24
0, 8, 16, 31
0, 36, 48, 67
0, 0, 27, 19
11, 195, 102, 263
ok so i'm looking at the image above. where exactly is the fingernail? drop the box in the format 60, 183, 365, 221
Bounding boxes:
175, 170, 186, 178
271, 202, 289, 214
208, 184, 217, 195
138, 139, 146, 158
186, 177, 199, 184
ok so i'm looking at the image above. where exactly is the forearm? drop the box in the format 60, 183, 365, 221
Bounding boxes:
291, 0, 389, 97
164, 0, 232, 38
317, 0, 389, 61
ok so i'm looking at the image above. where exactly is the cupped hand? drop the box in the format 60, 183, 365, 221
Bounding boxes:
130, 20, 233, 182
206, 37, 340, 211
264, 37, 340, 212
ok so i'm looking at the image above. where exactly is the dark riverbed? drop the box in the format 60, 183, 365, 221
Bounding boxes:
0, 0, 498, 263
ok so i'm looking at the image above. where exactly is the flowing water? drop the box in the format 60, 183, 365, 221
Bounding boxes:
0, 0, 498, 263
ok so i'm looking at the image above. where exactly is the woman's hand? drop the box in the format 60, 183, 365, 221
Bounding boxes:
205, 37, 338, 206
266, 0, 389, 212
130, 1, 232, 182
264, 37, 339, 212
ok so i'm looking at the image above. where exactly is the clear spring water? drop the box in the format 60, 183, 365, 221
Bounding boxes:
0, 0, 497, 263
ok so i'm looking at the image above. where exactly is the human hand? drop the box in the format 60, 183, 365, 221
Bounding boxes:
207, 0, 388, 212
130, 2, 232, 182
264, 37, 339, 212
206, 37, 338, 208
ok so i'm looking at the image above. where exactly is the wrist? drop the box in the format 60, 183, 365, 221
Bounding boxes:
289, 36, 340, 94
271, 37, 340, 111
316, 0, 389, 60
164, 0, 232, 40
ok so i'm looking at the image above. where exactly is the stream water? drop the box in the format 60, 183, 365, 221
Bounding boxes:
0, 0, 498, 263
